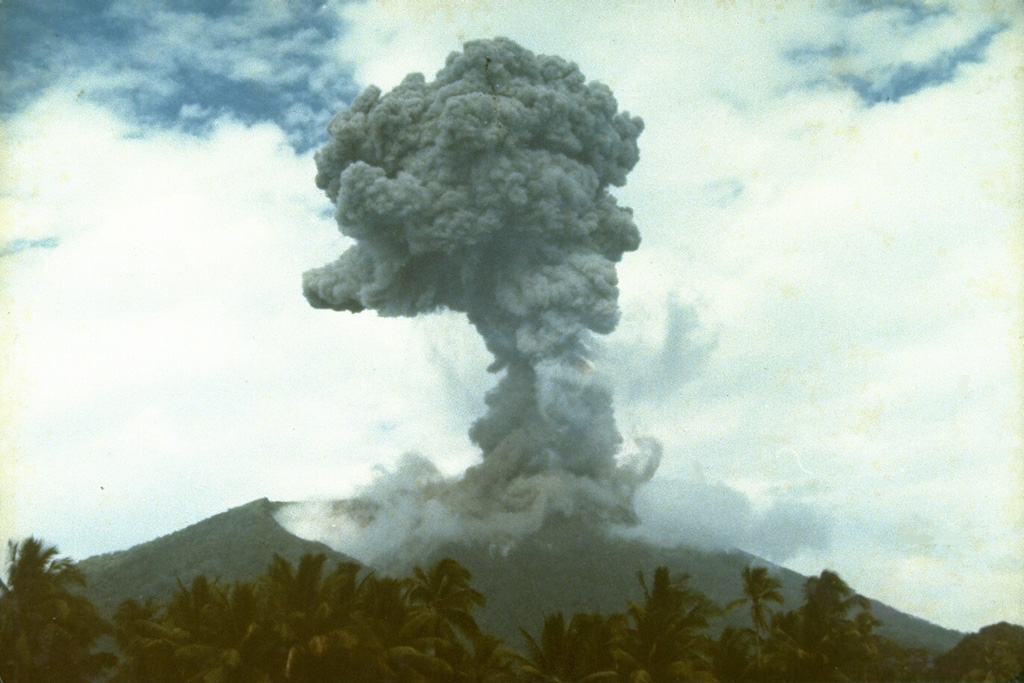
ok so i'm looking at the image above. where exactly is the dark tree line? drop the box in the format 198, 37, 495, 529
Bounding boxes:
0, 538, 116, 683
2, 537, 1022, 682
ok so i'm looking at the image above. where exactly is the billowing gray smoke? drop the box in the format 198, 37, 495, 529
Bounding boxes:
292, 38, 658, 565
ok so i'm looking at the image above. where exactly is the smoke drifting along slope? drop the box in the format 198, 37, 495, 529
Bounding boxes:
288, 38, 659, 565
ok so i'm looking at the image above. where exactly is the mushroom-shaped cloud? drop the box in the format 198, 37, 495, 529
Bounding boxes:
304, 38, 653, 544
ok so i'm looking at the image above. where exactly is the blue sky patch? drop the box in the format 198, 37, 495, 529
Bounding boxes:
842, 0, 953, 26
843, 23, 1005, 105
0, 237, 61, 259
1, 0, 360, 151
784, 2, 1006, 107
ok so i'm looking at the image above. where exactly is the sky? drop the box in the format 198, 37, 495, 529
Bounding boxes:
1, 0, 1021, 633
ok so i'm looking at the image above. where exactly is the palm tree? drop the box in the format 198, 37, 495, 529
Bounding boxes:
517, 612, 619, 683
346, 573, 453, 683
114, 574, 281, 683
847, 610, 884, 681
761, 608, 811, 681
726, 565, 784, 675
733, 566, 784, 636
405, 558, 485, 645
164, 573, 225, 661
110, 598, 182, 683
197, 580, 277, 683
711, 627, 754, 683
453, 632, 519, 683
262, 554, 363, 681
765, 570, 874, 682
0, 537, 115, 683
613, 567, 720, 683
161, 575, 276, 683
802, 570, 867, 627
803, 569, 872, 677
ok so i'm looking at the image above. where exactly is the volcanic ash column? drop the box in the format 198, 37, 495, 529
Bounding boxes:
302, 38, 658, 555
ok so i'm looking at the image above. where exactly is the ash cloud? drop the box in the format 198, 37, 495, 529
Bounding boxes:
603, 296, 717, 404
284, 38, 657, 566
623, 477, 833, 563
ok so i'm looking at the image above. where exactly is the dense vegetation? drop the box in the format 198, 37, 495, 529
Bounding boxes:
2, 538, 1022, 682
0, 538, 116, 682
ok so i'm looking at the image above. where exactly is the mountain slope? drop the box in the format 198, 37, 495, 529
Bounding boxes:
424, 514, 961, 653
77, 498, 962, 654
77, 498, 354, 615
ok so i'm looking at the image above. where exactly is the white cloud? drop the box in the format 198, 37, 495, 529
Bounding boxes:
1, 88, 482, 558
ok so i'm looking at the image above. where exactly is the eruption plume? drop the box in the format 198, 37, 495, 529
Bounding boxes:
294, 38, 657, 563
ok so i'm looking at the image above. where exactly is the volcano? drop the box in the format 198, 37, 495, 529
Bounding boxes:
77, 498, 962, 655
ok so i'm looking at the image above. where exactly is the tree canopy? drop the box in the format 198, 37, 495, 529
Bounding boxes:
0, 537, 116, 683
1, 536, 1020, 682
